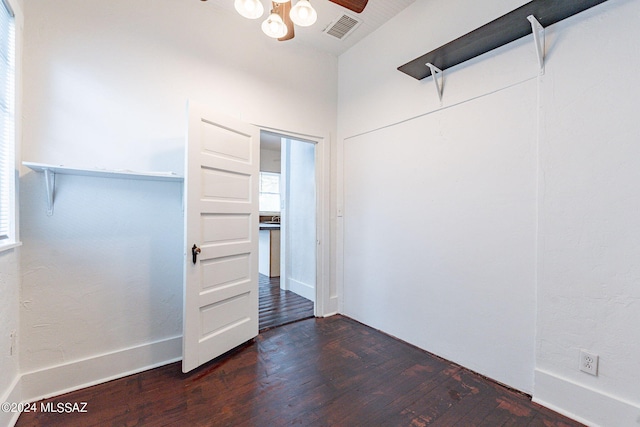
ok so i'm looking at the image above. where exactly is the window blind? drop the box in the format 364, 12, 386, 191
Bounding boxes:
0, 0, 15, 241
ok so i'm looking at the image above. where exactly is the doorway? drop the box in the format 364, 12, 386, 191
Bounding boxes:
182, 103, 330, 372
258, 131, 317, 331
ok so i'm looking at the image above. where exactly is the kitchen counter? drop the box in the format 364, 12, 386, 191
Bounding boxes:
259, 222, 281, 230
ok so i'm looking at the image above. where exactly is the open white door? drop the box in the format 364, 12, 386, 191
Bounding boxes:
182, 101, 259, 373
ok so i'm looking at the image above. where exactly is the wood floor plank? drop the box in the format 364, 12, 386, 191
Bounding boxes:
258, 274, 314, 331
16, 316, 585, 427
425, 369, 502, 427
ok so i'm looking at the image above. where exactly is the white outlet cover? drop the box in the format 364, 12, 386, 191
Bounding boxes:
580, 350, 599, 376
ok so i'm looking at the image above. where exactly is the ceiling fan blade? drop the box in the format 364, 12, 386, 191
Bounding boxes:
328, 0, 369, 14
275, 1, 295, 41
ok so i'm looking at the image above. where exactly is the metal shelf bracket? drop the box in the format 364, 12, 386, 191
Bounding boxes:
425, 63, 444, 103
43, 168, 55, 216
527, 15, 545, 74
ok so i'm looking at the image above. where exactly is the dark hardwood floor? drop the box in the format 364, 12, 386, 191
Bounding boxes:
17, 316, 583, 427
259, 274, 314, 331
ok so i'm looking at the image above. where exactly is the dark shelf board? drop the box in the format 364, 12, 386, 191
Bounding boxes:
398, 0, 609, 80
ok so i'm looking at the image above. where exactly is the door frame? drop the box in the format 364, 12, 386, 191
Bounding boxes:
256, 125, 332, 317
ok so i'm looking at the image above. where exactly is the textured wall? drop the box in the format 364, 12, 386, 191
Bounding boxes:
534, 1, 640, 424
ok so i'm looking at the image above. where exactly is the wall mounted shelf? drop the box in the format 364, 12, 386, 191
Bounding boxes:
398, 0, 609, 81
23, 161, 183, 216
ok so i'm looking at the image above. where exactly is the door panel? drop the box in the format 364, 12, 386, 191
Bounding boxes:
202, 121, 252, 161
183, 101, 259, 373
201, 214, 251, 243
201, 254, 251, 291
202, 169, 251, 201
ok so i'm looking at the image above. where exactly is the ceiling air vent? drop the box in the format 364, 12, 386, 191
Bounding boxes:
323, 14, 361, 40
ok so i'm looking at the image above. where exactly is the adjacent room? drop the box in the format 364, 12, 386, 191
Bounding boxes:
258, 130, 316, 330
1, 0, 639, 426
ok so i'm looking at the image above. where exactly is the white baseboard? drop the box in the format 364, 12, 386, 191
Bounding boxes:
533, 369, 640, 427
289, 278, 315, 301
0, 375, 22, 427
326, 295, 339, 316
20, 335, 182, 404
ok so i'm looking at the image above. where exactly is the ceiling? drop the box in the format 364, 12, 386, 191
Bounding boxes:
203, 0, 418, 56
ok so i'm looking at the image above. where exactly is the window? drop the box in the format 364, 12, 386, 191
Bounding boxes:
259, 172, 280, 213
0, 0, 16, 246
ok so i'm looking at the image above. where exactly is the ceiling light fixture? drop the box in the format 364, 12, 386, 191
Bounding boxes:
261, 9, 288, 38
234, 0, 317, 41
234, 0, 264, 19
290, 0, 317, 26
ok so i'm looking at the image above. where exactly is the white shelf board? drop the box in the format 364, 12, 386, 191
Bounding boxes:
23, 161, 183, 216
23, 161, 183, 182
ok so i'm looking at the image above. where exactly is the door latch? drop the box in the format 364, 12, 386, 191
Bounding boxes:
191, 244, 201, 264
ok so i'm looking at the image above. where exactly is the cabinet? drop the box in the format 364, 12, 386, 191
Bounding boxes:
259, 227, 280, 277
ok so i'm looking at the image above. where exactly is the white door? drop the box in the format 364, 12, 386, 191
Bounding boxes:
182, 101, 259, 373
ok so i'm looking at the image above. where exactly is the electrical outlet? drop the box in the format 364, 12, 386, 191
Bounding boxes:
579, 350, 598, 376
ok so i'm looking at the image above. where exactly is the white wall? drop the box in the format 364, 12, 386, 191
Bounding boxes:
534, 1, 640, 425
337, 0, 532, 139
282, 139, 316, 302
19, 174, 183, 382
343, 81, 537, 392
19, 0, 337, 401
0, 248, 21, 427
339, 0, 538, 393
338, 0, 640, 424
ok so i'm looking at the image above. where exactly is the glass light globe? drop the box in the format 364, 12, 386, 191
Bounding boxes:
262, 12, 288, 38
234, 0, 264, 20
290, 0, 317, 27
